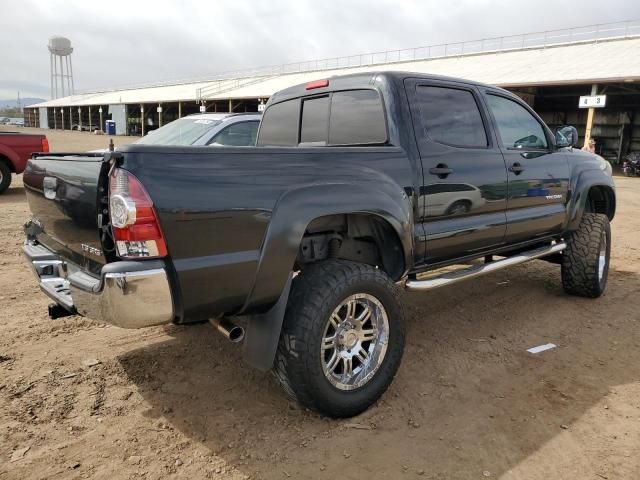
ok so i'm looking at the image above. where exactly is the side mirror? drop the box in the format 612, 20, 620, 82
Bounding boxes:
554, 125, 579, 148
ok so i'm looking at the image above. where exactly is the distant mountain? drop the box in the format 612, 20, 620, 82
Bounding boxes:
0, 98, 46, 108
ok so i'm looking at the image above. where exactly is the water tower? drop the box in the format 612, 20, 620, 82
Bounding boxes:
48, 36, 74, 99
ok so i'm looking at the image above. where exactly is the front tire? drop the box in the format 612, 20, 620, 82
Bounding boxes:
561, 213, 611, 298
0, 162, 12, 194
273, 260, 405, 417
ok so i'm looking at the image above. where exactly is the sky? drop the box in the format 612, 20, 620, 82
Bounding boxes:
0, 0, 638, 101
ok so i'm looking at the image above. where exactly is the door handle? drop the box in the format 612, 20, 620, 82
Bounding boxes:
509, 162, 525, 175
429, 164, 453, 178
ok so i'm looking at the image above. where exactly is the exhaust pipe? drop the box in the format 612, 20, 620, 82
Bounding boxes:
209, 318, 245, 343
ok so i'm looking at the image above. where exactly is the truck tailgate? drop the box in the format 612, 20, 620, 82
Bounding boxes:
23, 153, 109, 275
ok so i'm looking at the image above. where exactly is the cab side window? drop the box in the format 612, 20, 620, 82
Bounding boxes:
486, 94, 548, 149
300, 96, 329, 145
257, 89, 387, 147
328, 90, 387, 145
257, 100, 299, 146
209, 121, 259, 146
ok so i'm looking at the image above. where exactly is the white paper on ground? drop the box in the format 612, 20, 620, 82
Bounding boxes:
527, 343, 557, 354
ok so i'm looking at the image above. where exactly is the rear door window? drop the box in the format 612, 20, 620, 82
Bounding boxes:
414, 85, 488, 148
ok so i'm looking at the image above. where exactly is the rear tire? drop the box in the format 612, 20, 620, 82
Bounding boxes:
0, 162, 12, 195
561, 213, 611, 298
273, 260, 405, 418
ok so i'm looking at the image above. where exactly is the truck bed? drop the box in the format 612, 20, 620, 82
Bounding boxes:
23, 143, 417, 323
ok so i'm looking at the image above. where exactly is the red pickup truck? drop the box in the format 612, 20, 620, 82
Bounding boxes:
0, 131, 49, 193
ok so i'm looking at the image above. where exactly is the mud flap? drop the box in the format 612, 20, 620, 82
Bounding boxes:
242, 273, 293, 371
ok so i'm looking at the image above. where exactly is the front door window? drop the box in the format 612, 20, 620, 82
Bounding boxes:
486, 95, 548, 150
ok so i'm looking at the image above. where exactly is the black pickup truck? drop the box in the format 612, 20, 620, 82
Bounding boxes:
23, 72, 615, 417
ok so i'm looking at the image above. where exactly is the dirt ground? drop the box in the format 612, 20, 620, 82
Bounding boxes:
1, 128, 640, 480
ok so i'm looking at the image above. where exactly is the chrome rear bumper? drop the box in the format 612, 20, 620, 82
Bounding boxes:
23, 241, 174, 328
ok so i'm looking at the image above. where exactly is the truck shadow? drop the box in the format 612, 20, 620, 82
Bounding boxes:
118, 262, 640, 479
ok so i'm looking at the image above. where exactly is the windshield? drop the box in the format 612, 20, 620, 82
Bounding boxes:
136, 118, 222, 145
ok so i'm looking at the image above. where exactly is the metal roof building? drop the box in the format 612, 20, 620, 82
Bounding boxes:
24, 20, 640, 162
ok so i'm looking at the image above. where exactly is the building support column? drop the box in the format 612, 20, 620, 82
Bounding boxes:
61, 109, 64, 131
158, 104, 163, 127
99, 107, 104, 132
69, 107, 73, 130
122, 104, 128, 136
89, 106, 92, 132
178, 101, 182, 118
584, 84, 598, 148
228, 99, 233, 112
141, 105, 145, 137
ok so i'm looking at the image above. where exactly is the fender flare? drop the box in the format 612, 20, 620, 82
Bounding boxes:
565, 168, 616, 231
238, 180, 413, 371
0, 145, 19, 172
242, 181, 413, 314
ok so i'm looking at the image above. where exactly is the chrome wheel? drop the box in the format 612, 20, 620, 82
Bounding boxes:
321, 293, 389, 391
598, 230, 607, 281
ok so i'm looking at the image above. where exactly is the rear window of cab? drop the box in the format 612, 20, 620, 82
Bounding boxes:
257, 89, 388, 147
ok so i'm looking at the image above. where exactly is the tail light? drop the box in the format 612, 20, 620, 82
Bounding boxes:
41, 138, 49, 152
109, 168, 167, 259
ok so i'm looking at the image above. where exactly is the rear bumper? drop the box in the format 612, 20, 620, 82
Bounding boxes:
23, 240, 174, 328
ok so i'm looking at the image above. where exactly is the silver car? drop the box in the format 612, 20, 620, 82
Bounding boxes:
137, 112, 261, 146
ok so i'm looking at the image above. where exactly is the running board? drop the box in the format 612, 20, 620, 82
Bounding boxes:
405, 242, 567, 292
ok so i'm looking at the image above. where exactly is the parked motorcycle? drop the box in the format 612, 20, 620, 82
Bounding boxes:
623, 152, 640, 177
